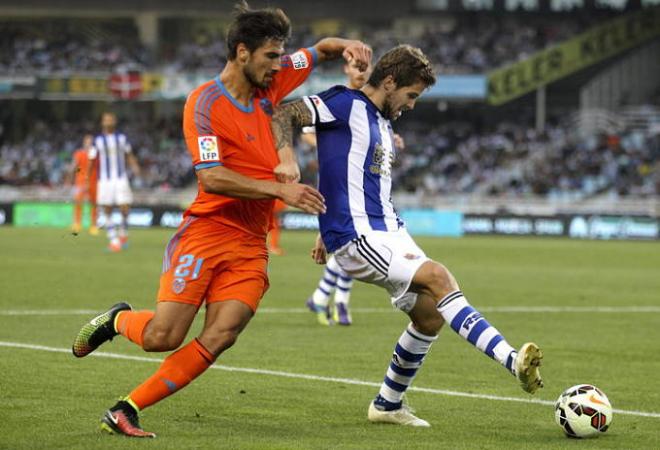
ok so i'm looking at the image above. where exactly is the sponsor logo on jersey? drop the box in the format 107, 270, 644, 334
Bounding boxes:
404, 253, 420, 260
198, 136, 220, 162
290, 51, 309, 70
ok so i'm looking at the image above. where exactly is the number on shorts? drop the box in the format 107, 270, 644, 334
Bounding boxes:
174, 254, 205, 280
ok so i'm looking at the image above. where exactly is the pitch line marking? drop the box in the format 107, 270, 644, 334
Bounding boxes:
1, 340, 659, 420
2, 306, 660, 316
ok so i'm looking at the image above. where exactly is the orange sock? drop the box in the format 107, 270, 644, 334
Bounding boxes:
115, 310, 155, 348
90, 205, 98, 226
73, 202, 82, 226
128, 339, 215, 410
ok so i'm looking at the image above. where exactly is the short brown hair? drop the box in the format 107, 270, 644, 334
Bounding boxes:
367, 45, 436, 89
226, 1, 291, 60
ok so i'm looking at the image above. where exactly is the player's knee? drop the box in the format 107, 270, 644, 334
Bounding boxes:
142, 328, 184, 352
426, 262, 459, 298
199, 328, 241, 356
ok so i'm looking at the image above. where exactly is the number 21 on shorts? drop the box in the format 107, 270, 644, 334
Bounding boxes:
174, 254, 204, 280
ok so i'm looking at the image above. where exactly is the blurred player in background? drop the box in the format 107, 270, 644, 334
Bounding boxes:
72, 1, 370, 438
68, 134, 98, 235
89, 112, 141, 252
305, 60, 405, 326
266, 199, 287, 255
271, 44, 543, 427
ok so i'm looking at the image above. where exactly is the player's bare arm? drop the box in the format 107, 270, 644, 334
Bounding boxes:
196, 165, 325, 214
127, 153, 141, 178
271, 100, 315, 184
313, 38, 372, 71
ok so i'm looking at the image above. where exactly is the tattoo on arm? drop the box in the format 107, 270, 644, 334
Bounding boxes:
272, 100, 314, 151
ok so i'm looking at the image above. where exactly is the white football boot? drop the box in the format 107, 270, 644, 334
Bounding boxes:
368, 402, 430, 427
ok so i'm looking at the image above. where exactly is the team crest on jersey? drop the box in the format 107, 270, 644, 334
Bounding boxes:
198, 136, 220, 162
260, 98, 273, 116
290, 51, 309, 70
369, 143, 393, 177
172, 277, 186, 294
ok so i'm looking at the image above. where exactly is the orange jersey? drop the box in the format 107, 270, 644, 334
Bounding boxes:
182, 47, 317, 237
73, 148, 98, 186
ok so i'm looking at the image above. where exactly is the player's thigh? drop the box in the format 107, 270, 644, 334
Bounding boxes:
198, 300, 255, 355
410, 260, 459, 299
206, 256, 269, 313
73, 186, 85, 203
96, 181, 113, 206
115, 179, 133, 205
334, 230, 428, 299
146, 301, 198, 344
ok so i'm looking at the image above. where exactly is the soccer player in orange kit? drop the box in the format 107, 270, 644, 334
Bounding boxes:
72, 2, 371, 438
69, 134, 98, 235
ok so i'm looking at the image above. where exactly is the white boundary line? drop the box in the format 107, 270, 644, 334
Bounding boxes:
1, 340, 659, 419
1, 306, 660, 316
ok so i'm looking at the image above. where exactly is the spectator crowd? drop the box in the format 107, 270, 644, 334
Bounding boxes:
0, 13, 615, 75
3, 115, 657, 199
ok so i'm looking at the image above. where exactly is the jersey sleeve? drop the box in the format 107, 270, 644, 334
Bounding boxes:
183, 87, 225, 171
301, 86, 348, 129
267, 47, 317, 105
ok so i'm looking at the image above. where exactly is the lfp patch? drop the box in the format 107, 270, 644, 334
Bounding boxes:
290, 51, 309, 70
198, 136, 220, 161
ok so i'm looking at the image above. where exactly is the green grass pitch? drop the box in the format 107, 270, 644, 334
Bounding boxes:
1, 227, 659, 449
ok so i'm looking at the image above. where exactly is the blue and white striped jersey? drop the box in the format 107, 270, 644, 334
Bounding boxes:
302, 86, 403, 253
89, 133, 132, 182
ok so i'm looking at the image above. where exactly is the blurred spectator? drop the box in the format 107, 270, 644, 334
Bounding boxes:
1, 13, 615, 74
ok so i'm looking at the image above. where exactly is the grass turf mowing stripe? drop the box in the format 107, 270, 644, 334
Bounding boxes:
1, 340, 659, 420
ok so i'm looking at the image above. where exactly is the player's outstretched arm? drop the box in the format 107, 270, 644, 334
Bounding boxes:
313, 38, 372, 71
271, 99, 315, 183
196, 165, 326, 215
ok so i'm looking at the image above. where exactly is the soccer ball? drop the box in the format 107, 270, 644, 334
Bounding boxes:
554, 384, 612, 438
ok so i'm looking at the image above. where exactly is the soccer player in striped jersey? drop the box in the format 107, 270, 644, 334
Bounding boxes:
304, 60, 405, 326
89, 112, 141, 252
271, 45, 543, 427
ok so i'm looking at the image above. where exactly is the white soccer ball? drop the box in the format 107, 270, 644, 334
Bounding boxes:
554, 384, 613, 438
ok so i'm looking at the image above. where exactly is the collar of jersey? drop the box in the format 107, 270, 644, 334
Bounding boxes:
215, 76, 254, 113
353, 89, 385, 118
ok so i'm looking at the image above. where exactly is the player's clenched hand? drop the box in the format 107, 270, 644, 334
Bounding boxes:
274, 160, 301, 184
343, 41, 372, 72
311, 233, 327, 264
279, 183, 326, 214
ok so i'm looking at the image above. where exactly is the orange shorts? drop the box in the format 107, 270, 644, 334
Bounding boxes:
73, 183, 97, 203
157, 216, 269, 312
